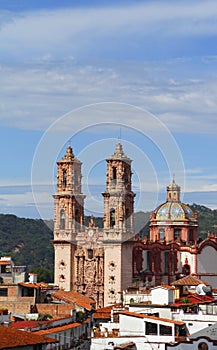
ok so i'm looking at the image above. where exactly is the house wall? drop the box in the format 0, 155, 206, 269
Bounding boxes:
129, 306, 172, 319
152, 288, 170, 305
172, 310, 217, 335
104, 244, 122, 306
36, 304, 74, 318
91, 336, 167, 350
43, 323, 89, 350
166, 338, 217, 350
123, 292, 151, 305
0, 299, 34, 314
119, 314, 144, 336
197, 245, 217, 287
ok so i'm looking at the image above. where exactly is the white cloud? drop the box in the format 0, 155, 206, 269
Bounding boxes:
0, 1, 217, 65
1, 60, 217, 134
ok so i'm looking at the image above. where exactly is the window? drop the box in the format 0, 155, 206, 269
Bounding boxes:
110, 209, 115, 228
164, 252, 169, 273
182, 264, 190, 276
60, 274, 65, 281
146, 321, 157, 335
147, 251, 151, 271
198, 342, 208, 350
174, 228, 181, 240
109, 276, 115, 283
189, 229, 194, 243
63, 170, 67, 187
159, 228, 165, 240
0, 288, 8, 296
88, 249, 93, 259
112, 167, 117, 183
160, 324, 172, 336
60, 209, 65, 229
60, 260, 66, 269
109, 262, 115, 271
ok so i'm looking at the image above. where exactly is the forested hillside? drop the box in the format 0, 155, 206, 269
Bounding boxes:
0, 204, 216, 281
0, 214, 54, 281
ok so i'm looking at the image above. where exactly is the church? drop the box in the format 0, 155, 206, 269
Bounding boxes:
53, 143, 217, 307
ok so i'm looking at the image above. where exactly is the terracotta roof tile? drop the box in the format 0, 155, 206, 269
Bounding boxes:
11, 320, 47, 329
115, 342, 135, 349
93, 304, 123, 319
172, 293, 215, 306
119, 311, 185, 325
171, 275, 209, 286
0, 325, 57, 349
93, 312, 111, 319
52, 290, 95, 311
153, 285, 174, 290
0, 261, 10, 265
19, 282, 40, 289
35, 322, 82, 335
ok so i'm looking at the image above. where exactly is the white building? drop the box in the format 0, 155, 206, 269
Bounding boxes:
91, 311, 187, 350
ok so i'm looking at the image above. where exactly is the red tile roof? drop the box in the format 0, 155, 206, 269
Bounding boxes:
52, 290, 95, 311
93, 305, 114, 319
171, 275, 209, 286
0, 261, 10, 265
119, 311, 185, 325
11, 320, 47, 329
19, 282, 40, 289
93, 303, 124, 319
0, 325, 57, 349
153, 285, 175, 290
172, 293, 215, 306
115, 342, 135, 349
35, 322, 82, 335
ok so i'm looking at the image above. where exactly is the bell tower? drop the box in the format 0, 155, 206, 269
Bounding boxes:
53, 146, 85, 291
103, 143, 135, 305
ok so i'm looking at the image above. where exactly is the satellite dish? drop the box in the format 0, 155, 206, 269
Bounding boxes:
196, 284, 206, 295
202, 285, 212, 296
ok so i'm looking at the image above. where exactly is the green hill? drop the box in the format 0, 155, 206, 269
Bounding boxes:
0, 204, 216, 281
0, 214, 54, 281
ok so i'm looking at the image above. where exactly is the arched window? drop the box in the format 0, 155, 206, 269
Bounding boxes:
112, 167, 117, 184
189, 229, 194, 243
174, 228, 181, 240
110, 209, 115, 228
88, 249, 93, 259
60, 209, 65, 229
182, 264, 191, 276
63, 170, 67, 187
159, 228, 165, 240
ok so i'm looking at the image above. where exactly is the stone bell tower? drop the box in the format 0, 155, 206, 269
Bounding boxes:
53, 146, 85, 291
103, 143, 135, 306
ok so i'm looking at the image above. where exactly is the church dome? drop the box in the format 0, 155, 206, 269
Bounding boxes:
152, 179, 196, 223
149, 179, 198, 244
155, 202, 194, 221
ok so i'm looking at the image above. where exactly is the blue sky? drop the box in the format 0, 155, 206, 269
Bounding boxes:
0, 0, 217, 219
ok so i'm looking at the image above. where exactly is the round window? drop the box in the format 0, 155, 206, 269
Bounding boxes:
198, 342, 208, 350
